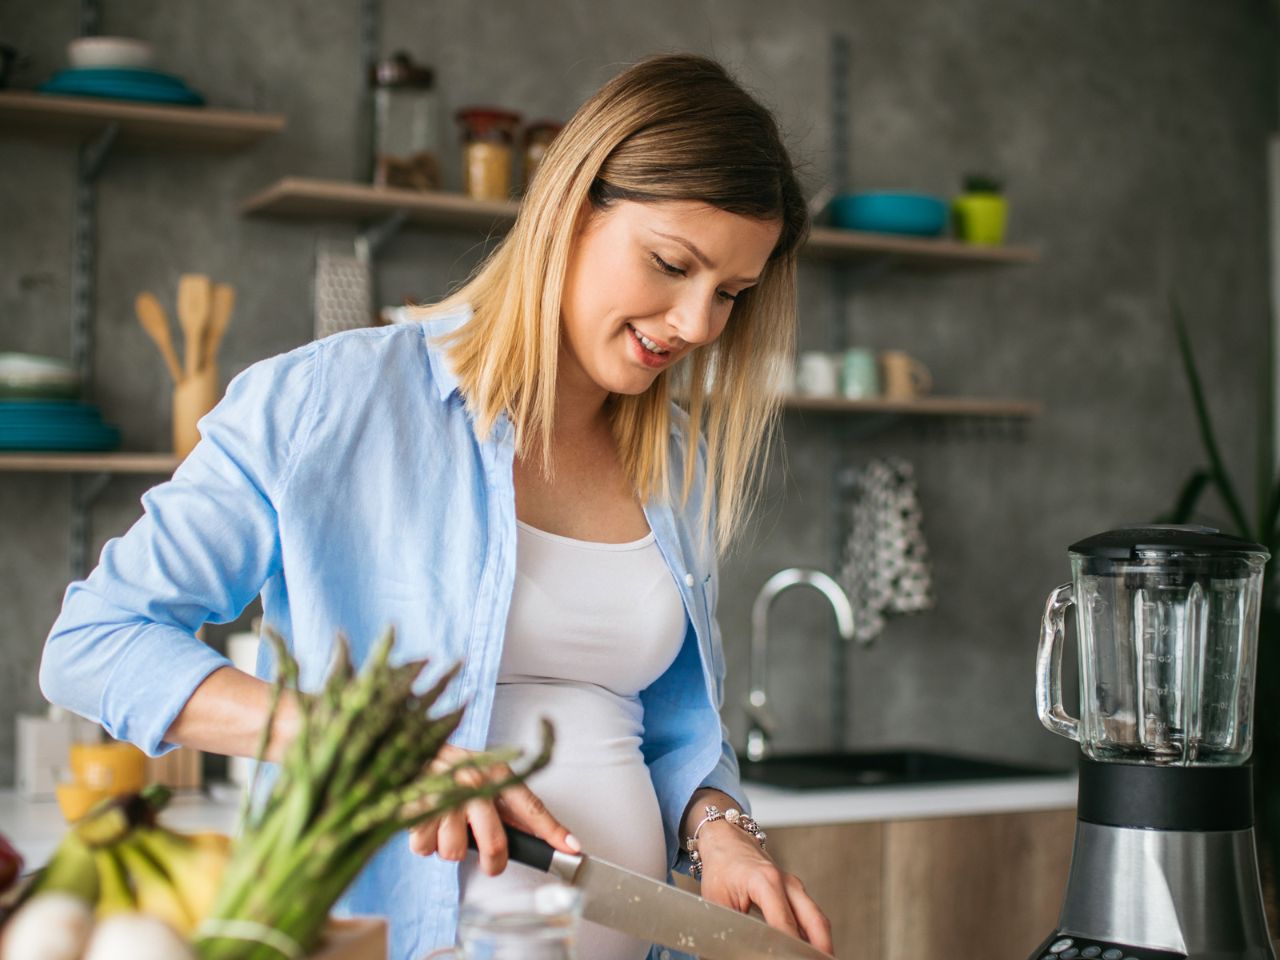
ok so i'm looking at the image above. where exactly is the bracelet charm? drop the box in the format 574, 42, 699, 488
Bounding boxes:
685, 803, 767, 880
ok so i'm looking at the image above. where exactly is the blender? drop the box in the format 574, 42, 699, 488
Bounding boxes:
1032, 525, 1274, 960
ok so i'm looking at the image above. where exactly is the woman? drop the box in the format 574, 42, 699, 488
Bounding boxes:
40, 53, 832, 960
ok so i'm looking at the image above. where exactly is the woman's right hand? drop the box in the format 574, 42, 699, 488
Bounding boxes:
407, 743, 581, 875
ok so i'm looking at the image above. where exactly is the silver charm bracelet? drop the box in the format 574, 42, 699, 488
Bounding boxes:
685, 804, 767, 880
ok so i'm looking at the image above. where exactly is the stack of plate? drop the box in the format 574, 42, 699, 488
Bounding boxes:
39, 67, 205, 106
0, 354, 121, 451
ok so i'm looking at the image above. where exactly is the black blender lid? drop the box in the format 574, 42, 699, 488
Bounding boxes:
1069, 524, 1269, 559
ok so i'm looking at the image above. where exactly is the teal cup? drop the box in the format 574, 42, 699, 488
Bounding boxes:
841, 348, 879, 399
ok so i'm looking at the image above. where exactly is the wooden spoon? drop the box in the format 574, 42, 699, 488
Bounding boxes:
134, 291, 184, 384
203, 283, 235, 372
177, 274, 212, 380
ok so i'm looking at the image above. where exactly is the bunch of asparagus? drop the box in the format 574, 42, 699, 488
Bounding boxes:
195, 625, 552, 960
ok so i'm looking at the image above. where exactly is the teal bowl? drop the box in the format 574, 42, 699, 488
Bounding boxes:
830, 192, 948, 236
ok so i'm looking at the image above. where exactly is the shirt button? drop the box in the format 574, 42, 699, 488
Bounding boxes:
684, 573, 695, 587
660, 952, 672, 960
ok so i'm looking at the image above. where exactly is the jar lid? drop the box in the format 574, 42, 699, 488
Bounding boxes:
371, 51, 434, 88
1068, 524, 1269, 560
455, 106, 522, 129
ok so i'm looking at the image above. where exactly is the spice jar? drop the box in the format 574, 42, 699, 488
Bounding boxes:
370, 51, 442, 191
521, 120, 562, 194
455, 107, 521, 201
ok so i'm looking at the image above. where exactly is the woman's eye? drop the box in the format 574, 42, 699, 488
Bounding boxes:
650, 252, 685, 276
651, 252, 739, 303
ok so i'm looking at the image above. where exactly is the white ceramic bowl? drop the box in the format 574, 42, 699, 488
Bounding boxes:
67, 36, 155, 70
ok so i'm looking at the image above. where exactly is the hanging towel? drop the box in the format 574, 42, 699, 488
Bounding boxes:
839, 456, 935, 641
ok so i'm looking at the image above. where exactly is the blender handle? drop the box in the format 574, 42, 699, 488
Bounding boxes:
1036, 582, 1080, 742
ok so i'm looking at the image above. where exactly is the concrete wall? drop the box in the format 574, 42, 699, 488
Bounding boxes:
1, 0, 1275, 785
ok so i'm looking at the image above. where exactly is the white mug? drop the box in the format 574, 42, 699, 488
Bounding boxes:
795, 351, 840, 397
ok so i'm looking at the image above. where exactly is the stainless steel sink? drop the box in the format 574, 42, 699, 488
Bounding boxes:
739, 749, 1068, 791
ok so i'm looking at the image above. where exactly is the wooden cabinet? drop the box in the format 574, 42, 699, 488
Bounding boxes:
764, 808, 1076, 960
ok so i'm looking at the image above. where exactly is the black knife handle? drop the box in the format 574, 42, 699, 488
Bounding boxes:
466, 823, 556, 873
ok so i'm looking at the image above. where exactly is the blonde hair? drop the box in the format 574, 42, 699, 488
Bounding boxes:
428, 53, 809, 554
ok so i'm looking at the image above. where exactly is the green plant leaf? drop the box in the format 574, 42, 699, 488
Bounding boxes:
1172, 297, 1252, 537
1155, 469, 1212, 525
1262, 472, 1280, 553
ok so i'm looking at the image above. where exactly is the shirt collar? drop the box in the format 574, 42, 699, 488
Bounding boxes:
418, 303, 473, 402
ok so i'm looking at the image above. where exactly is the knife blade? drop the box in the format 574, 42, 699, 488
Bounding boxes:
468, 826, 833, 959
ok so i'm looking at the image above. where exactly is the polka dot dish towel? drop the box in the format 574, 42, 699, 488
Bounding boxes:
839, 456, 935, 642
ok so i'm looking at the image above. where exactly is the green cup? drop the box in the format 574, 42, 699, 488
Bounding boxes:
840, 348, 879, 399
952, 193, 1008, 246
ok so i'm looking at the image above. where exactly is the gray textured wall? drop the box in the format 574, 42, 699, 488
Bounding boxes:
1, 1, 1275, 786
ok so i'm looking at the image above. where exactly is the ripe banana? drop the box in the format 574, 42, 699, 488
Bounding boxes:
113, 837, 198, 936
130, 828, 230, 932
11, 786, 232, 941
93, 846, 135, 918
28, 830, 98, 904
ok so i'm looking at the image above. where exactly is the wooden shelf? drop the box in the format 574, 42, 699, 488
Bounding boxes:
0, 91, 285, 151
239, 177, 1038, 265
241, 176, 519, 228
802, 226, 1038, 266
784, 395, 1042, 418
0, 452, 180, 474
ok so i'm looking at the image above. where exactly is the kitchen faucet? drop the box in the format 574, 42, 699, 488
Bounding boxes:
745, 568, 858, 763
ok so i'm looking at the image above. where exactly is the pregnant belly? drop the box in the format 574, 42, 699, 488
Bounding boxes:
459, 681, 668, 960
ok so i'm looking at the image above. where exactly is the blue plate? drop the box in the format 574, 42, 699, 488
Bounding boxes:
0, 424, 120, 451
0, 403, 101, 413
0, 401, 107, 421
54, 67, 190, 88
39, 69, 205, 105
829, 192, 949, 237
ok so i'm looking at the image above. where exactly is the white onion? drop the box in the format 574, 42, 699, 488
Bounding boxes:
0, 891, 94, 960
82, 913, 195, 960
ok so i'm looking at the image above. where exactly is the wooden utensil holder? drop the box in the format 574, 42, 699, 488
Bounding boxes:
173, 364, 219, 459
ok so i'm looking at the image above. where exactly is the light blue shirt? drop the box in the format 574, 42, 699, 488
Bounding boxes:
40, 304, 747, 960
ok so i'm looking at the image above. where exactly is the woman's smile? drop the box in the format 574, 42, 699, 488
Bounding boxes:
625, 322, 676, 369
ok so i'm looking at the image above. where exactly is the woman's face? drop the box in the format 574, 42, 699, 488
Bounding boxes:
560, 198, 782, 398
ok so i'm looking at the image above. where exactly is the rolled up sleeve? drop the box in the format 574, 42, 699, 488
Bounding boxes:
39, 342, 319, 756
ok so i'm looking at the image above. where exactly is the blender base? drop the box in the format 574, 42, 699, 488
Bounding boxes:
1028, 760, 1274, 960
1029, 822, 1274, 960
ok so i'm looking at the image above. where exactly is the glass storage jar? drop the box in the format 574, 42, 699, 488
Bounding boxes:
456, 106, 522, 202
521, 120, 562, 194
370, 51, 441, 191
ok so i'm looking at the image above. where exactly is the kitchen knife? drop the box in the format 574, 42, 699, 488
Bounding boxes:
467, 826, 834, 959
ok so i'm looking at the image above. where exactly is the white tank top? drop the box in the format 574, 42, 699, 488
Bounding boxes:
458, 518, 688, 960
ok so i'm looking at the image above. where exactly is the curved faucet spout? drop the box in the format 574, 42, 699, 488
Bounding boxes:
745, 568, 856, 762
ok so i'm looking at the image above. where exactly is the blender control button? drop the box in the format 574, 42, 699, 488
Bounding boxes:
1081, 948, 1101, 958
1100, 951, 1122, 960
1050, 940, 1074, 954
1061, 949, 1080, 958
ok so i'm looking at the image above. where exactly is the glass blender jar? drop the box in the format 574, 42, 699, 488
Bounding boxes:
1037, 524, 1267, 765
1031, 524, 1274, 960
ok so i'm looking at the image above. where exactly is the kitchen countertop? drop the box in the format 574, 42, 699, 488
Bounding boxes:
743, 773, 1077, 827
1, 773, 1078, 870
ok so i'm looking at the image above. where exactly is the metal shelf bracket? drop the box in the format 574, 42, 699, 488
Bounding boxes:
69, 472, 111, 582
356, 209, 409, 262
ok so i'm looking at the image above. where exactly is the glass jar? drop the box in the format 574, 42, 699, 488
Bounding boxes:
455, 106, 522, 202
521, 120, 562, 194
1037, 525, 1269, 765
370, 51, 442, 191
456, 884, 581, 959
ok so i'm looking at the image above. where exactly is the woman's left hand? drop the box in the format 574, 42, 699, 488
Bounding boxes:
695, 818, 834, 957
